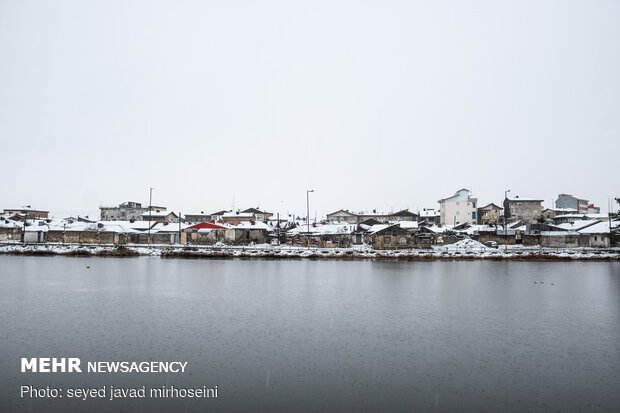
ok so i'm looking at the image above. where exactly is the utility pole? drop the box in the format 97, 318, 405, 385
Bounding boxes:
22, 213, 27, 243
609, 197, 613, 239
179, 211, 182, 245
277, 212, 280, 245
504, 189, 511, 252
148, 187, 153, 246
306, 189, 314, 249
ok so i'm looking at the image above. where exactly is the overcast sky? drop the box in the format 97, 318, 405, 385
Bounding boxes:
1, 0, 618, 219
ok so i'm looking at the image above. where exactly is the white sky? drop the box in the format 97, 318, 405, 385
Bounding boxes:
1, 0, 618, 219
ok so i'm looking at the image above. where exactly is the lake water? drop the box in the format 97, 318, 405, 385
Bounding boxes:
0, 256, 618, 412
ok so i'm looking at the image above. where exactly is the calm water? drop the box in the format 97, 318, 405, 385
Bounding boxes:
0, 256, 618, 412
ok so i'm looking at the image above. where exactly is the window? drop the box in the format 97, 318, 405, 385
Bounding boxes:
384, 236, 391, 244
472, 212, 476, 219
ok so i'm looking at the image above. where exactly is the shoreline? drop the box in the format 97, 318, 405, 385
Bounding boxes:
1, 243, 619, 261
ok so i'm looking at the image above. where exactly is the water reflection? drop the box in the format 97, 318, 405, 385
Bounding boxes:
0, 256, 618, 412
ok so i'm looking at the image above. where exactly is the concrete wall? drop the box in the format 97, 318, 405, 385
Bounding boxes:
587, 234, 610, 248
474, 233, 517, 245
0, 227, 22, 241
538, 234, 587, 248
223, 228, 268, 245
46, 231, 121, 244
371, 233, 414, 250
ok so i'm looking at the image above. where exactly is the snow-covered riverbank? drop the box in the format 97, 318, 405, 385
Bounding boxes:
1, 241, 619, 261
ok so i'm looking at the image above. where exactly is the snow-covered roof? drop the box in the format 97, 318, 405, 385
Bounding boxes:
367, 224, 389, 234
461, 224, 497, 235
396, 221, 419, 230
0, 214, 21, 228
420, 225, 454, 233
553, 220, 599, 232
152, 222, 192, 232
232, 221, 272, 230
578, 220, 619, 234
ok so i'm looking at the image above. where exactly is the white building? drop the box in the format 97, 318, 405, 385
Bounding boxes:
438, 189, 478, 225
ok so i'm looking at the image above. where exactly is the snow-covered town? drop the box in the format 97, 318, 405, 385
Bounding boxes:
1, 189, 619, 259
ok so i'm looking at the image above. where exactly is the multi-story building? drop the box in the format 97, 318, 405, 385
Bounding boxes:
438, 189, 478, 225
504, 196, 543, 224
555, 194, 589, 214
100, 201, 167, 221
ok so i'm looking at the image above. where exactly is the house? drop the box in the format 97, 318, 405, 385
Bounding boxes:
286, 223, 355, 247
209, 210, 230, 221
3, 206, 49, 219
140, 211, 178, 223
503, 196, 543, 224
184, 212, 212, 224
369, 225, 414, 250
438, 189, 478, 225
555, 194, 590, 214
578, 220, 616, 247
477, 203, 502, 225
385, 209, 418, 222
326, 209, 358, 224
221, 221, 272, 245
241, 208, 273, 222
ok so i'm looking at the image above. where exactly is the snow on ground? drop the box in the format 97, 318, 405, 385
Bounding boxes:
433, 238, 489, 252
1, 241, 619, 260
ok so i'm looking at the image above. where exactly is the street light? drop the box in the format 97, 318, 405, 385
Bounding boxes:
504, 189, 510, 252
306, 189, 314, 249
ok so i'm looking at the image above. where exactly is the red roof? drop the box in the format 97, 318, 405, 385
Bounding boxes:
187, 222, 227, 230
